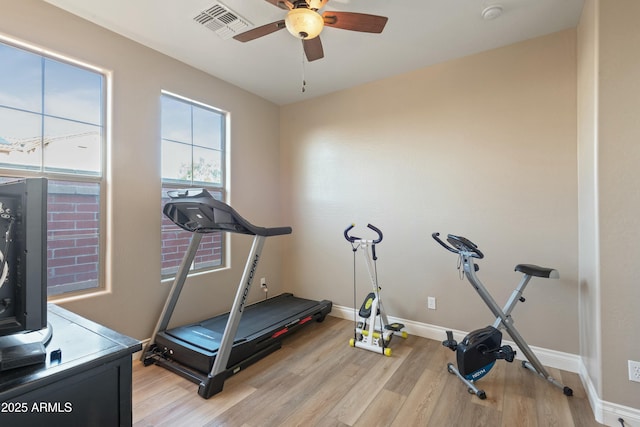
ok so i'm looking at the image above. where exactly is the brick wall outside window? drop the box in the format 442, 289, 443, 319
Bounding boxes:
46, 181, 100, 294
160, 193, 222, 277
46, 183, 223, 294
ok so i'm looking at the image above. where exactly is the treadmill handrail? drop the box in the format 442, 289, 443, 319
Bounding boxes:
163, 188, 292, 237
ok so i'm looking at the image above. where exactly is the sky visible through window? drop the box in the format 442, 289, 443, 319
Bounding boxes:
0, 42, 102, 175
161, 94, 223, 186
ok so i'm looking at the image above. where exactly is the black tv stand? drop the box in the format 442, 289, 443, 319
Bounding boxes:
0, 304, 141, 427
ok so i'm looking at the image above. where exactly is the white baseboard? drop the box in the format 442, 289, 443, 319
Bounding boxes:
599, 400, 640, 427
330, 304, 640, 427
579, 361, 640, 426
330, 304, 580, 372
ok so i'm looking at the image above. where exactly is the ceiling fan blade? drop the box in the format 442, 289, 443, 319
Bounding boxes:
233, 20, 286, 42
264, 0, 293, 9
303, 37, 324, 62
322, 11, 388, 33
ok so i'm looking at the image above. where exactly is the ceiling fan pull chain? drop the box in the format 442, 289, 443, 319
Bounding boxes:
301, 42, 307, 93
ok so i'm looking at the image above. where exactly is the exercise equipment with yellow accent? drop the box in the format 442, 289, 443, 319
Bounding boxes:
344, 224, 407, 356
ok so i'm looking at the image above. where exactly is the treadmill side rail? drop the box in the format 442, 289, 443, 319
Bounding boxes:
141, 233, 203, 359
208, 234, 265, 385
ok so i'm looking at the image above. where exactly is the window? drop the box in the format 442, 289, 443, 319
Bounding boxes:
0, 39, 105, 297
161, 93, 226, 278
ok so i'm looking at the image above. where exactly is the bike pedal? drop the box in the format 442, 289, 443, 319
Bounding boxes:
443, 330, 458, 351
501, 345, 516, 362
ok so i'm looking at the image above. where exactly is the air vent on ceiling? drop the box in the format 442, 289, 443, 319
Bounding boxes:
193, 2, 252, 40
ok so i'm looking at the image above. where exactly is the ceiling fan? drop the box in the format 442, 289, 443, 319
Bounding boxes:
233, 0, 389, 62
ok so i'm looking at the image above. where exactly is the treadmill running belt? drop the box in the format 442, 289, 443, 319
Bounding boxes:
165, 294, 320, 353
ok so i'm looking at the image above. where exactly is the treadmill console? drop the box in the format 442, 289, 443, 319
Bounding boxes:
163, 189, 290, 236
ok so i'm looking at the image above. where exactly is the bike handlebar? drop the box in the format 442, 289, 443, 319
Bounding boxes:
344, 223, 383, 244
432, 232, 484, 259
367, 224, 383, 244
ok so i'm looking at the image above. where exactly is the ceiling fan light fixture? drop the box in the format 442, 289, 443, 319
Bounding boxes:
285, 8, 324, 39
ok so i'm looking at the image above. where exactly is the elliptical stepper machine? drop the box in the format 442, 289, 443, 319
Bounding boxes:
432, 232, 573, 400
344, 224, 407, 356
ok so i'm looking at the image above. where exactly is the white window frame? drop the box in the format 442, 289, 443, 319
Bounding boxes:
160, 91, 227, 279
0, 36, 108, 298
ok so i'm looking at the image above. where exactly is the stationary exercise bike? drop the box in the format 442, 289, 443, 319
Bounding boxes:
432, 232, 573, 399
344, 224, 407, 356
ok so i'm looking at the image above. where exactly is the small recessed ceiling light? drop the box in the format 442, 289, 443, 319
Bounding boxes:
482, 5, 503, 20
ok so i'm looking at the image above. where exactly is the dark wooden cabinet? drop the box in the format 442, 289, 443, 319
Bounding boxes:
0, 304, 141, 427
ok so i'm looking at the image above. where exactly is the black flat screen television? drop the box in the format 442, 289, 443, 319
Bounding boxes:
0, 177, 47, 338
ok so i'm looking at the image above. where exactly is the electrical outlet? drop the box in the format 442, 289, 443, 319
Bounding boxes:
260, 277, 266, 287
629, 360, 640, 382
427, 296, 436, 310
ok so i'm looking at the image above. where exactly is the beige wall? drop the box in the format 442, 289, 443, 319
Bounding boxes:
1, 0, 284, 339
281, 30, 579, 353
591, 0, 640, 410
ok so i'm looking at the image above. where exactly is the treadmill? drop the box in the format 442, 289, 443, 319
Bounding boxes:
141, 189, 332, 399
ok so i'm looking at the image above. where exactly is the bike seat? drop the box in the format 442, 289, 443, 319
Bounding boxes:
515, 264, 559, 279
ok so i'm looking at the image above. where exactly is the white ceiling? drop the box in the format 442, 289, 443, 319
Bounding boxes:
43, 0, 584, 106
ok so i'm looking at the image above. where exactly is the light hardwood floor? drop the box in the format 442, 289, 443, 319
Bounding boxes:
132, 316, 602, 427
